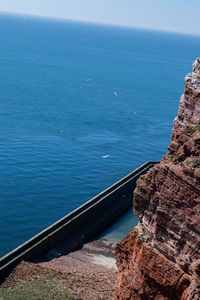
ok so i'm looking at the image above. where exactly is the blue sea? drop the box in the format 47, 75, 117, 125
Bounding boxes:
1, 13, 200, 257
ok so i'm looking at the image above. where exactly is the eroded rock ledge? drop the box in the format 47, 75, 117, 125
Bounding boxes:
115, 58, 200, 300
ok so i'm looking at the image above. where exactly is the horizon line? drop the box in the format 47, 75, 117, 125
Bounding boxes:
1, 10, 200, 38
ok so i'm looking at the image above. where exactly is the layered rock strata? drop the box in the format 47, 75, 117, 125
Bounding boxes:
115, 58, 200, 300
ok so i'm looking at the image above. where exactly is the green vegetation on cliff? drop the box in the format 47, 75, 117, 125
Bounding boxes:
0, 276, 74, 300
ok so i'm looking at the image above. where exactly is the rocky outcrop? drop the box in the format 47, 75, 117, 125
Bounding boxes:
115, 58, 200, 300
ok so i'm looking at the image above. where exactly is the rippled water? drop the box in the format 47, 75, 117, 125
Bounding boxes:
1, 13, 200, 256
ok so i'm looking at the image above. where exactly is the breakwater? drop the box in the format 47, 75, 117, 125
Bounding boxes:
0, 161, 156, 283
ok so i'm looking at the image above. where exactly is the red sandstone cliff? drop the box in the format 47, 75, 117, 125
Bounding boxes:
115, 58, 200, 300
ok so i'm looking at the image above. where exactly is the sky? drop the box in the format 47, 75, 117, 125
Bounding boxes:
0, 0, 200, 36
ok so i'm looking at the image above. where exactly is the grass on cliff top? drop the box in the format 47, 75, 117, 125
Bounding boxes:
0, 276, 75, 300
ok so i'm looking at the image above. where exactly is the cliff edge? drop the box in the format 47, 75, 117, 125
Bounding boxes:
115, 58, 200, 300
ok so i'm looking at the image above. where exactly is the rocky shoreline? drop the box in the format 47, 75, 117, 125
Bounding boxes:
2, 240, 116, 300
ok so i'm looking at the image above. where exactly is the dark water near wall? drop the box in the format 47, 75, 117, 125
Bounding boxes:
1, 13, 200, 256
100, 209, 138, 242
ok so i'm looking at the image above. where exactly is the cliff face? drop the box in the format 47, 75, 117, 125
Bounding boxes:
115, 58, 200, 300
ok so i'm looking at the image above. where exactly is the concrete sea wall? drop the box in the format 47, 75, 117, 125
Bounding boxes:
0, 161, 156, 283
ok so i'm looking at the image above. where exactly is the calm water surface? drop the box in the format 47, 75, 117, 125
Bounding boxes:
1, 14, 200, 256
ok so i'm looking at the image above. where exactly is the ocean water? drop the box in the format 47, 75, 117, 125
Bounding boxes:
1, 13, 200, 257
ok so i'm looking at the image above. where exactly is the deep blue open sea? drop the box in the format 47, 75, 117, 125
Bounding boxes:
1, 13, 200, 256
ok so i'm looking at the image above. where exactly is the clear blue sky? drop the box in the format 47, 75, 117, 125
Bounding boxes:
0, 0, 200, 36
